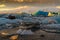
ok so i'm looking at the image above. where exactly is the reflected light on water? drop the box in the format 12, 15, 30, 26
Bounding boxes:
10, 35, 18, 40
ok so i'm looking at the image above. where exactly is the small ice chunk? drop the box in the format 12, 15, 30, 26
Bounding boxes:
21, 30, 34, 35
17, 29, 23, 34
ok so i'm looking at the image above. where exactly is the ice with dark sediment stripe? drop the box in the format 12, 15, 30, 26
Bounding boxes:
41, 24, 60, 33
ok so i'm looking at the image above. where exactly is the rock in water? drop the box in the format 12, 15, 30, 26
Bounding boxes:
8, 15, 16, 19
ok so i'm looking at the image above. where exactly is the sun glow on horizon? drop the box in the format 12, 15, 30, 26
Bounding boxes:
56, 6, 60, 9
0, 4, 6, 8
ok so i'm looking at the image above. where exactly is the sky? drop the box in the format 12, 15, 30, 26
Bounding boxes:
0, 0, 60, 13
0, 0, 60, 4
